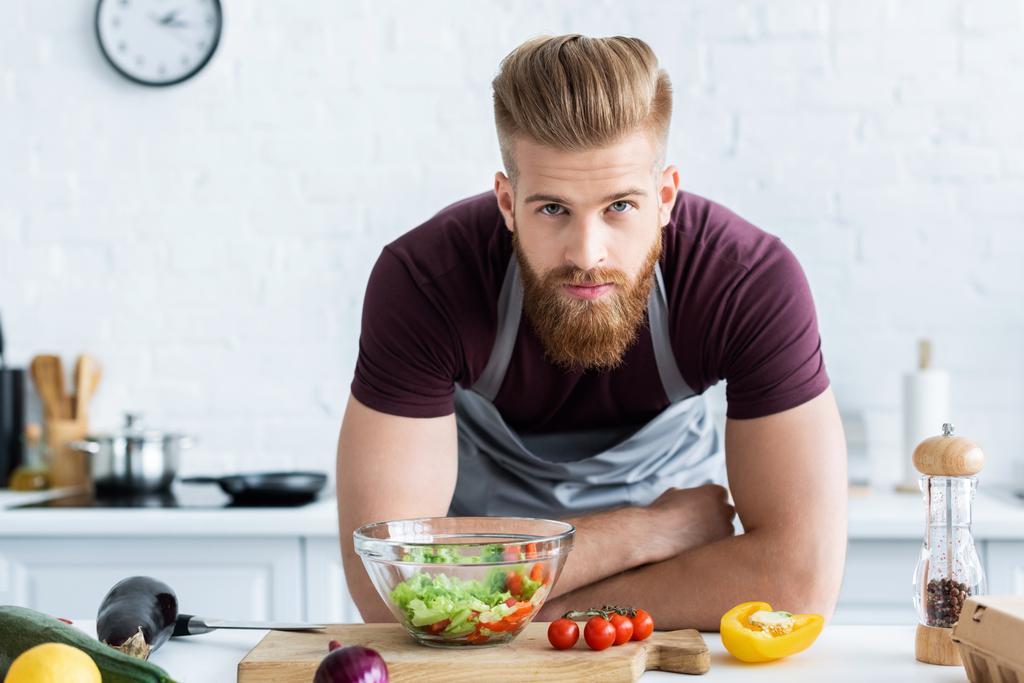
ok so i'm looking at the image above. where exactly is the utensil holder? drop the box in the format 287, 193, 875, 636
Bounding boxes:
46, 418, 89, 488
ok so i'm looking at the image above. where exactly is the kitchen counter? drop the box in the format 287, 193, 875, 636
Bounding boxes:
65, 620, 967, 682
2, 485, 1023, 540
4, 485, 1023, 628
848, 485, 1024, 540
0, 487, 340, 537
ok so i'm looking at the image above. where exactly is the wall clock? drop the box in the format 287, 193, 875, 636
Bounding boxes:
95, 0, 222, 86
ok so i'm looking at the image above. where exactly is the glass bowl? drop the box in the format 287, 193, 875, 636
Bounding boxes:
354, 516, 575, 648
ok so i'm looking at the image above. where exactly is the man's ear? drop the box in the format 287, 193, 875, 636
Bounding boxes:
494, 172, 516, 232
657, 165, 681, 227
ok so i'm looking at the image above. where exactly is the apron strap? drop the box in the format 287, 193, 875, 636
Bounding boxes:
472, 257, 523, 402
472, 256, 694, 404
648, 263, 695, 403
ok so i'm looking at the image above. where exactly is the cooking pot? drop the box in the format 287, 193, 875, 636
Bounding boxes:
68, 412, 194, 494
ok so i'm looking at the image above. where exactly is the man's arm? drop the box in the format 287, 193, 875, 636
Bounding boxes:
552, 484, 736, 597
337, 395, 458, 622
538, 387, 847, 630
337, 395, 736, 617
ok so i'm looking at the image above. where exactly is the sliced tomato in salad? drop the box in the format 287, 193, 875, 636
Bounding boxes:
424, 619, 451, 634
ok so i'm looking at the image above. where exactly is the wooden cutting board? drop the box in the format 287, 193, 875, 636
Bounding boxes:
237, 623, 709, 682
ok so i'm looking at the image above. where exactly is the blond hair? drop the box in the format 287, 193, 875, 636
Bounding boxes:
492, 34, 673, 183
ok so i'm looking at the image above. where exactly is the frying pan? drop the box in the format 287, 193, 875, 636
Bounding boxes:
180, 471, 327, 506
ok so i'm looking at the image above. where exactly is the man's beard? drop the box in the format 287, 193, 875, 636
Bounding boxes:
513, 225, 662, 372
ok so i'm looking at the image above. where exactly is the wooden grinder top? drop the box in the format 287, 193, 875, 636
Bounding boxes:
912, 423, 985, 477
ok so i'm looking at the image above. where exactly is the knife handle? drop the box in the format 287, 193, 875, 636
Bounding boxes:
173, 614, 211, 637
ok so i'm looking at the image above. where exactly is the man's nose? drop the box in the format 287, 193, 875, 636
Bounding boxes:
564, 218, 608, 272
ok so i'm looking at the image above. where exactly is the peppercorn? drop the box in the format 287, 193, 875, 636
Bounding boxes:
925, 577, 970, 627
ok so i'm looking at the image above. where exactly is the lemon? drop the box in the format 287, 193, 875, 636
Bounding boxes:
4, 642, 101, 683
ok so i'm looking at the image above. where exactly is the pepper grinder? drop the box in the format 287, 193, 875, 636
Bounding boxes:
912, 423, 985, 666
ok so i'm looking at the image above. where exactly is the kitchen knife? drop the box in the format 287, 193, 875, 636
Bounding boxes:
172, 613, 325, 636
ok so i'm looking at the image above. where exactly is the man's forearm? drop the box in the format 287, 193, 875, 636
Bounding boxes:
551, 506, 654, 598
552, 483, 736, 598
539, 526, 845, 631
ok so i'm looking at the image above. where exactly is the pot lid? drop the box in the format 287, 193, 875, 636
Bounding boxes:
85, 412, 189, 443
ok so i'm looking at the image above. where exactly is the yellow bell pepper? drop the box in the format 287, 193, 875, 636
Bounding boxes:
720, 601, 824, 663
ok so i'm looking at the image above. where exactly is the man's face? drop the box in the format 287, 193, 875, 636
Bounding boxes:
494, 130, 680, 370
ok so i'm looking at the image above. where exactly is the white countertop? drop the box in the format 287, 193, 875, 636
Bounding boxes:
65, 620, 967, 682
2, 485, 1023, 540
847, 485, 1024, 540
0, 486, 341, 537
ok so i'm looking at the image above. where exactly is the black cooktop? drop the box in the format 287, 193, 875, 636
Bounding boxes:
15, 484, 318, 509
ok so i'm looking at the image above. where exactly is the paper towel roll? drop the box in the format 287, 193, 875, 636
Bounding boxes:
900, 342, 951, 490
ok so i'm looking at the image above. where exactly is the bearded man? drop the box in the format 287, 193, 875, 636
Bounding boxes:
337, 34, 847, 630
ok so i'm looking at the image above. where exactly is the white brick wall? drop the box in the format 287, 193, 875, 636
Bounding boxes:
2, 1, 1022, 485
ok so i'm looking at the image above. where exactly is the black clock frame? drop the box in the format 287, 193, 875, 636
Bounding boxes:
94, 0, 223, 87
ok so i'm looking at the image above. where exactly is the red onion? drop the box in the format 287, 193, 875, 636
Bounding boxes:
313, 644, 389, 683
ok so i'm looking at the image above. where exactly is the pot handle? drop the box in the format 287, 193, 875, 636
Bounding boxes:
67, 440, 100, 454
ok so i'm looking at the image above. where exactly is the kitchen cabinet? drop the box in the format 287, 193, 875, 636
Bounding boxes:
985, 541, 1024, 595
834, 540, 919, 625
0, 537, 305, 621
304, 536, 362, 624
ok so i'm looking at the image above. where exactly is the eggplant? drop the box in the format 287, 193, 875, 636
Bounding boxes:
97, 576, 178, 660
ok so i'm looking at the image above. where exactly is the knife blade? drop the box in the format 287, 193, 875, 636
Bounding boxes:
172, 613, 326, 636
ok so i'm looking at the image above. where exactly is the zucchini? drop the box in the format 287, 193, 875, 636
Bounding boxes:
97, 576, 178, 659
0, 605, 179, 683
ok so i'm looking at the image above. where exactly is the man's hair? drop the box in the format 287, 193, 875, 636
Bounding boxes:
492, 34, 673, 184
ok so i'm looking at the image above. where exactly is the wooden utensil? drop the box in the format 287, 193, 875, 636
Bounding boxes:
73, 354, 102, 421
30, 355, 67, 420
237, 622, 710, 682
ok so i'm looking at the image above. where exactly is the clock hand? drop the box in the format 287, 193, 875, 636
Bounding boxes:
158, 9, 182, 25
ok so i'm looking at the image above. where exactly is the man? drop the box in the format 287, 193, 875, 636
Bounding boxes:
337, 34, 847, 631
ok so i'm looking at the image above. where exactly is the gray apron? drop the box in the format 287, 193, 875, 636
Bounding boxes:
449, 257, 726, 518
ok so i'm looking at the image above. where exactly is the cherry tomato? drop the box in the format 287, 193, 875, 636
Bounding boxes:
506, 571, 523, 597
584, 616, 616, 651
631, 609, 654, 641
609, 613, 634, 645
547, 618, 580, 650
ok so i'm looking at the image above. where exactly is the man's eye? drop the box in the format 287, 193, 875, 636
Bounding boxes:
609, 201, 633, 213
540, 204, 565, 216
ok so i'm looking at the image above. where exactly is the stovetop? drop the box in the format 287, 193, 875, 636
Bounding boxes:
14, 484, 319, 509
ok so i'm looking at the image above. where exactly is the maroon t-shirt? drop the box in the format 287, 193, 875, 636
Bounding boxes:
351, 191, 829, 432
